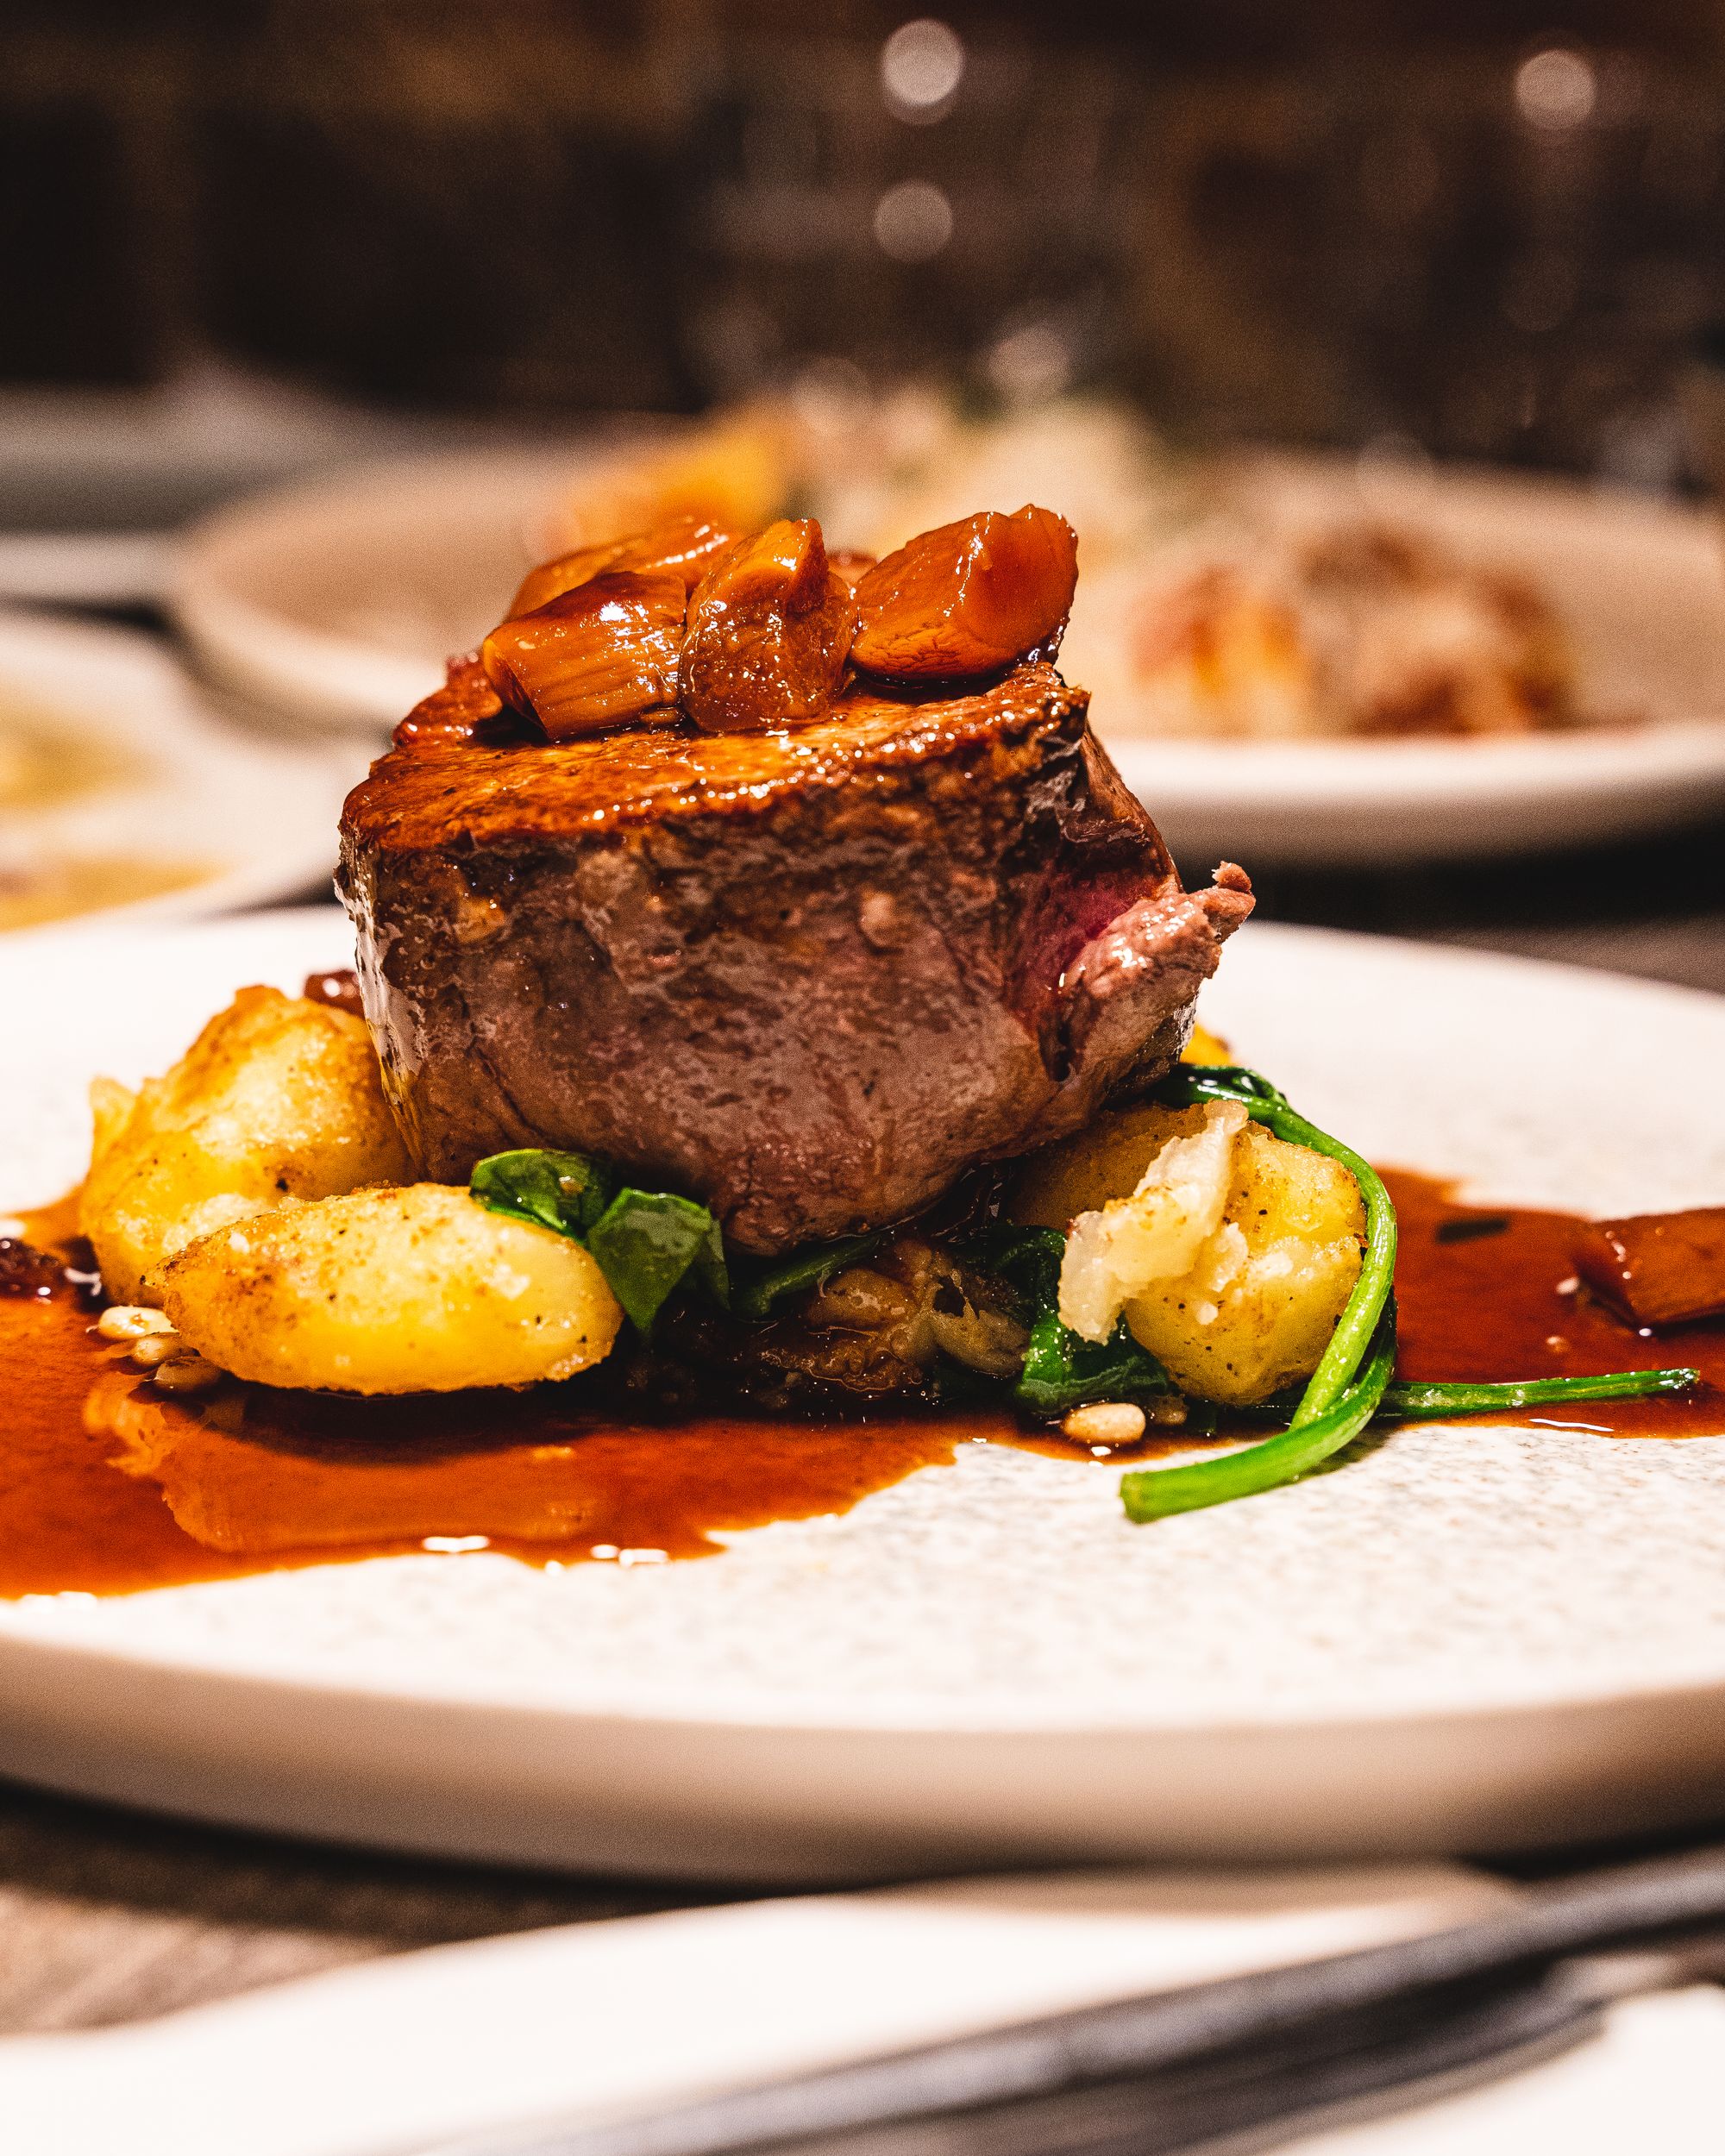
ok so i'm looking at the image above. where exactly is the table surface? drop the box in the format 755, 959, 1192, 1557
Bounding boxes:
4, 741, 1723, 2038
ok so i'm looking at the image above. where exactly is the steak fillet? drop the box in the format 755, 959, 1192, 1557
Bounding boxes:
338, 661, 1251, 1255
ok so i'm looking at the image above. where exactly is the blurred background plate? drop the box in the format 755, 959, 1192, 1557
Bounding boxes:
171, 438, 659, 734
171, 441, 1725, 866
1110, 716, 1725, 870
1108, 453, 1725, 865
0, 610, 351, 936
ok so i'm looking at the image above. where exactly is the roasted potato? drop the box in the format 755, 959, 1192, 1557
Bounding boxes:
1123, 1122, 1364, 1405
81, 987, 413, 1303
1013, 1101, 1237, 1242
156, 1184, 622, 1394
1011, 1101, 1364, 1406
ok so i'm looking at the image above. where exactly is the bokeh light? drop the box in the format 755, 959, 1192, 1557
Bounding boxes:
987, 322, 1072, 404
873, 179, 954, 261
1515, 48, 1598, 131
880, 20, 966, 123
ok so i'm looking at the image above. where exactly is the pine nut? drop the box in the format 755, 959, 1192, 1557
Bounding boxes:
129, 1332, 183, 1367
1061, 1401, 1147, 1445
153, 1351, 220, 1393
97, 1305, 175, 1342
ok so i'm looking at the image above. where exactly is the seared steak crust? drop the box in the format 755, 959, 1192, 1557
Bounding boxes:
339, 662, 1251, 1254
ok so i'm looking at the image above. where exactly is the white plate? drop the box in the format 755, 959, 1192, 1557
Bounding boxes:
3, 910, 1724, 1880
169, 448, 1725, 866
0, 611, 353, 936
171, 442, 635, 732
1109, 455, 1725, 868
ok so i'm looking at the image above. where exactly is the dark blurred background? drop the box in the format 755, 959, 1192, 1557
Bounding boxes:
8, 0, 1725, 488
4, 0, 1722, 979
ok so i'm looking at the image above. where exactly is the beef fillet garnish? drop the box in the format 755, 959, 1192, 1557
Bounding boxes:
681, 518, 856, 732
850, 506, 1077, 680
341, 659, 1252, 1253
481, 569, 687, 742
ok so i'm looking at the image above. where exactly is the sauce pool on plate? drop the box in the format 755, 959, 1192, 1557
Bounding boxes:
0, 1174, 1719, 1597
1383, 1170, 1725, 1434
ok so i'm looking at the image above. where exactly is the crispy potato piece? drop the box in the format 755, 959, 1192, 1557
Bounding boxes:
1012, 1101, 1222, 1234
1011, 1104, 1364, 1406
156, 1184, 622, 1394
81, 987, 413, 1303
1124, 1123, 1364, 1406
1053, 1103, 1248, 1344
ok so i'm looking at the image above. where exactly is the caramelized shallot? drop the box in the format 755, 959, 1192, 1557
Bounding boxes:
851, 505, 1077, 681
1576, 1206, 1725, 1328
508, 516, 739, 618
481, 570, 686, 741
680, 517, 856, 733
507, 540, 626, 623
392, 655, 505, 749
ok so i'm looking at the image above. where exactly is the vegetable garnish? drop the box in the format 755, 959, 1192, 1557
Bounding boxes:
1018, 1309, 1174, 1416
469, 1148, 615, 1238
475, 1075, 1698, 1514
1378, 1368, 1699, 1419
957, 1224, 1175, 1414
1107, 1065, 1697, 1520
1122, 1314, 1397, 1521
470, 1150, 727, 1336
587, 1192, 729, 1336
1226, 1366, 1700, 1424
731, 1234, 886, 1319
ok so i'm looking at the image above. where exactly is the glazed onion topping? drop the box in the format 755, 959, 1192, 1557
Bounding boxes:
407, 502, 1080, 746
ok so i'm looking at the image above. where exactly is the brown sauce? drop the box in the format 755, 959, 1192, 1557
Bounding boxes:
3, 1173, 1721, 1598
1383, 1169, 1725, 1436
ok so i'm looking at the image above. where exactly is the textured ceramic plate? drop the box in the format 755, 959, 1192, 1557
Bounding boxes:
3, 910, 1725, 1881
0, 611, 351, 936
170, 451, 1725, 866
